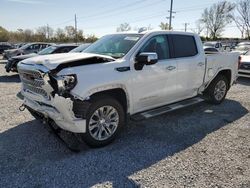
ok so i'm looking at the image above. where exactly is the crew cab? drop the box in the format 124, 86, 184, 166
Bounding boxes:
17, 31, 239, 148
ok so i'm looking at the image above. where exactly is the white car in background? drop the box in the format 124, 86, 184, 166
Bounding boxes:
203, 41, 223, 52
232, 45, 250, 55
239, 50, 250, 78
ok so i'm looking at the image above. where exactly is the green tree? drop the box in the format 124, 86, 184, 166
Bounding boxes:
0, 26, 9, 42
85, 34, 98, 43
159, 22, 171, 30
116, 23, 131, 32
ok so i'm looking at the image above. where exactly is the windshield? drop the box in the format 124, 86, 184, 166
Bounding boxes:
70, 43, 91, 52
38, 46, 57, 55
234, 46, 250, 51
19, 43, 31, 50
84, 34, 143, 58
244, 50, 250, 55
204, 42, 214, 47
238, 42, 250, 46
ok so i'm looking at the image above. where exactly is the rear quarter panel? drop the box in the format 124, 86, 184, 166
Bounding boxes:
205, 52, 239, 86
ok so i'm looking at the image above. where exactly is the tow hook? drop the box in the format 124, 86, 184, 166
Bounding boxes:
42, 116, 49, 124
19, 104, 26, 111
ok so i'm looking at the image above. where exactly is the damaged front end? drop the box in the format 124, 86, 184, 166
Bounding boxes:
17, 62, 89, 133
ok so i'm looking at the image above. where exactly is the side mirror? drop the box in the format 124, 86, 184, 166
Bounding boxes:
134, 52, 158, 70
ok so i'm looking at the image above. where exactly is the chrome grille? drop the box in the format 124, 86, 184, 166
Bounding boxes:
19, 69, 49, 98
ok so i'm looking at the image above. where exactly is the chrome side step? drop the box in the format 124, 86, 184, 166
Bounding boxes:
131, 97, 204, 121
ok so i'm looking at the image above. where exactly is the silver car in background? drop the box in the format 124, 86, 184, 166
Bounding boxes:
3, 42, 53, 60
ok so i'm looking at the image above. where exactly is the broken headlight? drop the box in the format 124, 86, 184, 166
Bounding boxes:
56, 74, 77, 93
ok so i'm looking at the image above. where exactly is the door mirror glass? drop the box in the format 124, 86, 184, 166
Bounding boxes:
135, 52, 158, 70
136, 52, 158, 65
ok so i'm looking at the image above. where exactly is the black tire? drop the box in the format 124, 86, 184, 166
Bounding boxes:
204, 74, 229, 104
80, 96, 125, 148
27, 107, 44, 121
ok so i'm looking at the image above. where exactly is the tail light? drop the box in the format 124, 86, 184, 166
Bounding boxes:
238, 56, 242, 69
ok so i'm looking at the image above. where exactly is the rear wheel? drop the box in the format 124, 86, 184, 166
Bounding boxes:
80, 96, 125, 148
204, 75, 229, 104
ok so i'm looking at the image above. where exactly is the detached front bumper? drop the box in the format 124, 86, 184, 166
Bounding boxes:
17, 62, 88, 133
19, 91, 87, 133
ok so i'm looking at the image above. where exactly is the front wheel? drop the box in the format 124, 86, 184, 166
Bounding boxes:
80, 97, 125, 148
204, 75, 229, 104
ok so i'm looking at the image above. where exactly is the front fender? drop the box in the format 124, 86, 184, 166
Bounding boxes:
71, 84, 131, 113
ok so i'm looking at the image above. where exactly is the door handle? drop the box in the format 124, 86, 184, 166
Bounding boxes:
198, 62, 205, 66
166, 66, 176, 71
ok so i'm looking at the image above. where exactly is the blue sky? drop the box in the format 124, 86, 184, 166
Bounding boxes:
0, 0, 239, 37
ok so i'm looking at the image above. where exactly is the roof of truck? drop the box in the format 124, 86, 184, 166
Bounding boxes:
114, 30, 198, 36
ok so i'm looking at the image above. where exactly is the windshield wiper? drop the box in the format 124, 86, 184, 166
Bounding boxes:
110, 55, 122, 59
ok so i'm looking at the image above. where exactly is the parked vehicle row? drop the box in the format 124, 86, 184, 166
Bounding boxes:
203, 46, 219, 54
202, 40, 250, 78
16, 31, 239, 148
203, 41, 224, 52
5, 44, 79, 72
3, 43, 91, 73
3, 42, 53, 60
239, 51, 250, 78
0, 42, 14, 54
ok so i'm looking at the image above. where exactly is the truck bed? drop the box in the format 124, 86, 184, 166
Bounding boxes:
204, 52, 239, 86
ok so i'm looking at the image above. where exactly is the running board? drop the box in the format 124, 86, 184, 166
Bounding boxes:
131, 97, 204, 121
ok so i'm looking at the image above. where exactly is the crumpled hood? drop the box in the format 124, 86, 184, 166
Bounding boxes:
20, 52, 115, 70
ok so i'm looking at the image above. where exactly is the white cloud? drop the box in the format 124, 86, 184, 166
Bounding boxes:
6, 0, 44, 4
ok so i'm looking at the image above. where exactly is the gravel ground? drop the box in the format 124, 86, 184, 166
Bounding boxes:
0, 57, 249, 188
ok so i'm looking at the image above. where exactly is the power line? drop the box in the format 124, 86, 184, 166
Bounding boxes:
49, 2, 217, 28
77, 0, 150, 20
77, 0, 163, 23
48, 1, 231, 31
175, 3, 215, 12
83, 11, 167, 30
49, 0, 165, 27
51, 18, 75, 27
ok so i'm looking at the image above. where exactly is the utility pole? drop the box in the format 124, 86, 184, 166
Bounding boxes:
74, 14, 78, 44
167, 0, 175, 30
183, 23, 190, 32
47, 24, 50, 40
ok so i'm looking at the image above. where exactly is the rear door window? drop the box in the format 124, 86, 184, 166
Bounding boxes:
170, 35, 198, 58
55, 47, 75, 53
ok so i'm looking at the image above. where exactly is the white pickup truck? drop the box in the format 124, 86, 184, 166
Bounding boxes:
17, 31, 239, 147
